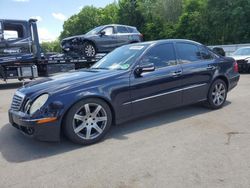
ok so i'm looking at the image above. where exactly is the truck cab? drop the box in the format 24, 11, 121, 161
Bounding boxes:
0, 19, 40, 81
0, 19, 40, 58
0, 18, 104, 81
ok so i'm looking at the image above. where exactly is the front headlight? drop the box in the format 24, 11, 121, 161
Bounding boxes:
29, 94, 49, 114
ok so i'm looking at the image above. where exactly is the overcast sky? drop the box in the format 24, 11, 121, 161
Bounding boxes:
0, 0, 114, 42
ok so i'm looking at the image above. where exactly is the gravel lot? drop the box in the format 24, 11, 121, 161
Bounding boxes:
0, 75, 250, 188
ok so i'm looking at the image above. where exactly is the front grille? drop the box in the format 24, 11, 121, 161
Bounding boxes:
10, 91, 25, 111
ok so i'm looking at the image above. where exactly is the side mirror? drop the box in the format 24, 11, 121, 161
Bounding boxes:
212, 47, 225, 56
135, 63, 155, 76
99, 31, 106, 36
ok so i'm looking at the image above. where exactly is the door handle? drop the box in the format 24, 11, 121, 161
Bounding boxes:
206, 65, 216, 70
172, 70, 182, 77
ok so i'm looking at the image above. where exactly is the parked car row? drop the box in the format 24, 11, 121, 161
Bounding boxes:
9, 39, 240, 145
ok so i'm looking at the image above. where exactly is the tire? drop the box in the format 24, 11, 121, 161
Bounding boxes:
63, 98, 112, 145
82, 42, 96, 57
205, 79, 227, 109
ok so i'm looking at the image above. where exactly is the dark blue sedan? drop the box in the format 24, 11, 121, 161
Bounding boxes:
9, 39, 240, 145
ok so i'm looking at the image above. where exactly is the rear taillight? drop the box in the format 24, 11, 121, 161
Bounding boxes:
234, 61, 239, 73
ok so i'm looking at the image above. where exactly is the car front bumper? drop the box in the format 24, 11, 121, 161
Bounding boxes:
8, 109, 61, 142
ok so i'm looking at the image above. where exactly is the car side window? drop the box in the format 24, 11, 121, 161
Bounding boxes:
117, 26, 129, 33
200, 46, 214, 60
127, 27, 133, 33
140, 43, 177, 69
176, 43, 202, 63
102, 27, 114, 35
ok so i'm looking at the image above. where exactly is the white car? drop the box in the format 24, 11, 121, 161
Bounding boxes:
229, 47, 250, 73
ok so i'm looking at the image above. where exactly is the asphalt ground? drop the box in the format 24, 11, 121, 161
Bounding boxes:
0, 75, 250, 188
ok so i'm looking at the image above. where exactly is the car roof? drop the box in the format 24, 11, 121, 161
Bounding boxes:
236, 47, 250, 50
0, 18, 37, 23
129, 39, 203, 46
102, 24, 136, 29
0, 19, 28, 23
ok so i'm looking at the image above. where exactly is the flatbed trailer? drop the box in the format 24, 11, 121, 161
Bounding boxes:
0, 53, 106, 81
37, 53, 106, 77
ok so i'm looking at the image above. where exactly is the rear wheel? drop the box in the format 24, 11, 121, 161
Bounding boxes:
205, 79, 227, 109
64, 98, 112, 145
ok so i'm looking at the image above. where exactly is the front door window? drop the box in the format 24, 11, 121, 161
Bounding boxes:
102, 27, 114, 35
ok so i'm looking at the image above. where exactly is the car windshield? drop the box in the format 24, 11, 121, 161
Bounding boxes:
91, 44, 148, 70
85, 26, 104, 35
233, 48, 250, 56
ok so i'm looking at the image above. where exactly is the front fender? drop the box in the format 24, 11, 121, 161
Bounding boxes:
56, 90, 113, 126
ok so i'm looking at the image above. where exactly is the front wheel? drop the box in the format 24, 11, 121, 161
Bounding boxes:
206, 79, 227, 109
82, 42, 96, 57
63, 98, 112, 145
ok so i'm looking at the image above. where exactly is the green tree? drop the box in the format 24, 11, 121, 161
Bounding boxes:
205, 0, 250, 44
175, 0, 207, 42
40, 40, 61, 53
117, 0, 144, 29
100, 2, 119, 24
154, 0, 183, 23
56, 0, 250, 49
59, 3, 119, 40
59, 6, 102, 40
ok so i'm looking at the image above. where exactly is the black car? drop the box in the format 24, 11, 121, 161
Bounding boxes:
9, 39, 240, 145
61, 24, 143, 57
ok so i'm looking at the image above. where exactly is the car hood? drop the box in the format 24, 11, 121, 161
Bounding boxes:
62, 34, 95, 42
18, 69, 125, 97
228, 55, 250, 60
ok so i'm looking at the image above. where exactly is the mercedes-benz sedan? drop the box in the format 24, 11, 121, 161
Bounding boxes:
9, 39, 240, 145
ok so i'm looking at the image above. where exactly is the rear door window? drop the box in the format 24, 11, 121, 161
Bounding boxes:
176, 43, 202, 63
127, 27, 138, 33
200, 46, 214, 60
117, 26, 129, 33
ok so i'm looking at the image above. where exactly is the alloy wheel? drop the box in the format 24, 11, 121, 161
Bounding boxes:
72, 103, 107, 140
211, 83, 226, 106
84, 44, 96, 57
